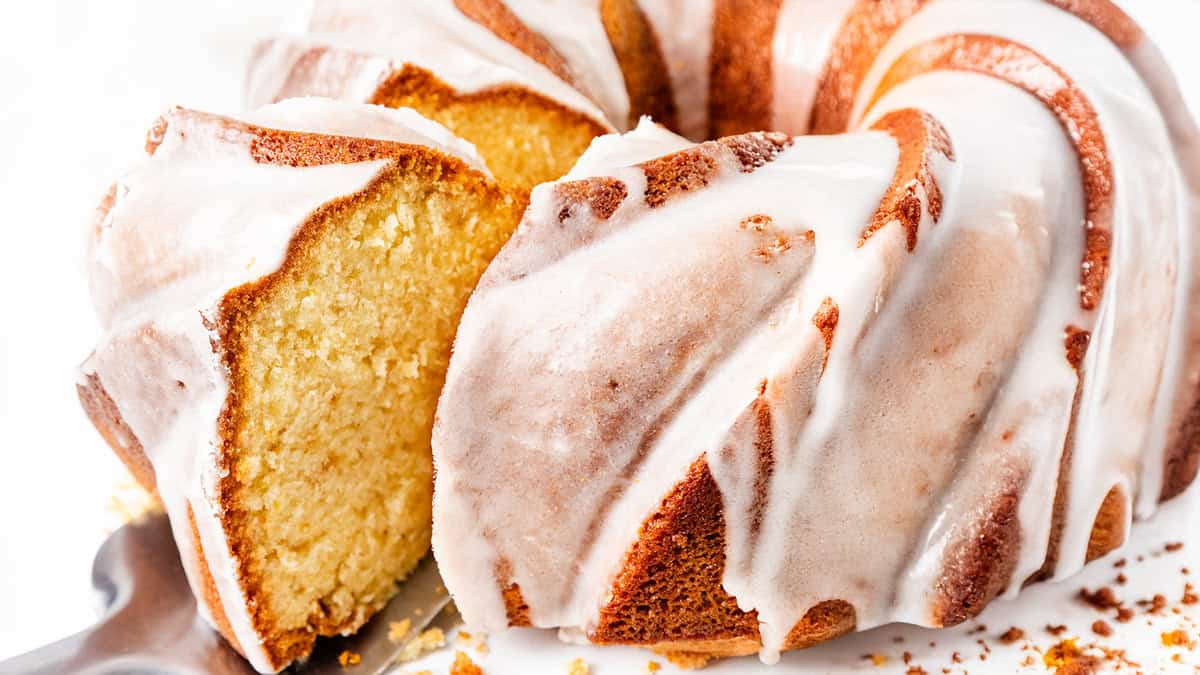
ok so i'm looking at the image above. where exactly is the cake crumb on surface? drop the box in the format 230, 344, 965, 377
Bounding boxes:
450, 650, 483, 675
1043, 638, 1100, 672
567, 657, 589, 675
388, 618, 413, 642
1091, 620, 1112, 637
654, 649, 712, 669
1162, 629, 1196, 648
337, 650, 361, 668
456, 630, 490, 654
646, 660, 661, 673
999, 627, 1025, 644
104, 477, 160, 528
398, 627, 446, 662
1078, 586, 1120, 610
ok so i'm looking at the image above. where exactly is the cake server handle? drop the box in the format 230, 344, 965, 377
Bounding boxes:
0, 513, 453, 675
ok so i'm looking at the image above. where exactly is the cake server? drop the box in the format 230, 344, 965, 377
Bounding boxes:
0, 512, 451, 675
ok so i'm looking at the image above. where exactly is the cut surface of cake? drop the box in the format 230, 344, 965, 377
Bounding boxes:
78, 98, 527, 671
246, 0, 676, 189
431, 0, 1200, 664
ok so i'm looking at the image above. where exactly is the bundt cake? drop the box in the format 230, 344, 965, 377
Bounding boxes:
245, 0, 676, 189
77, 98, 526, 671
432, 0, 1200, 665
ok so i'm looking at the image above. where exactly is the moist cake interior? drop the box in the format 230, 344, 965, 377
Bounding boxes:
373, 66, 607, 189
223, 161, 524, 661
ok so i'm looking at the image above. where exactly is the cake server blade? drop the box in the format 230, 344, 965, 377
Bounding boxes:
0, 512, 452, 675
291, 556, 451, 675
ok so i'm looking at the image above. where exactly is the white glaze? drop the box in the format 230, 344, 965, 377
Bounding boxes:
504, 0, 632, 127
245, 0, 614, 133
564, 116, 692, 179
83, 99, 485, 673
850, 0, 1187, 590
636, 0, 715, 140
431, 0, 1199, 662
770, 0, 857, 134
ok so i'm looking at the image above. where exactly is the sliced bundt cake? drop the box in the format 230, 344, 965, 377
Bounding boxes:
78, 98, 526, 671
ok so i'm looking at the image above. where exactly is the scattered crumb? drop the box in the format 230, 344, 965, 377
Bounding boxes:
646, 661, 661, 673
1166, 542, 1185, 552
1114, 558, 1127, 568
655, 650, 711, 670
1078, 586, 1120, 610
1116, 607, 1135, 623
999, 627, 1025, 644
567, 657, 589, 675
450, 651, 483, 675
906, 667, 927, 675
1152, 593, 1170, 614
1091, 620, 1112, 637
388, 618, 412, 643
1162, 629, 1196, 648
398, 627, 446, 662
104, 476, 160, 527
1043, 639, 1099, 672
456, 630, 489, 655
868, 653, 887, 666
404, 671, 432, 675
337, 650, 361, 668
1046, 624, 1069, 636
1115, 573, 1127, 585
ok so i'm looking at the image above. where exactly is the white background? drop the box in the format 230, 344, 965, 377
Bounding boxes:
0, 2, 1197, 673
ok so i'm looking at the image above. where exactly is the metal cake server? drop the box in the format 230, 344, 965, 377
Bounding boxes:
0, 513, 451, 675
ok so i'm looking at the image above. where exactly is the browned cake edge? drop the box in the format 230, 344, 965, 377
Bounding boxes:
599, 0, 678, 130
708, 0, 783, 138
453, 0, 578, 87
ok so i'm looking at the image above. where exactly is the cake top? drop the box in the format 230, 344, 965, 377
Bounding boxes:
90, 98, 487, 333
246, 0, 615, 130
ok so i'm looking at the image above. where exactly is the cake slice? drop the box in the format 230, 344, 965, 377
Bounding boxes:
77, 98, 526, 672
